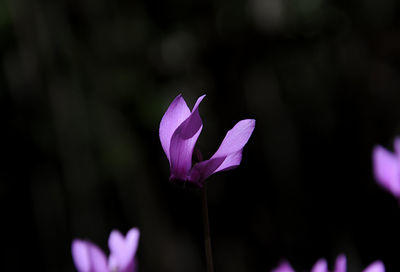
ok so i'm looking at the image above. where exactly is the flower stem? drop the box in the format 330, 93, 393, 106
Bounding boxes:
201, 183, 214, 272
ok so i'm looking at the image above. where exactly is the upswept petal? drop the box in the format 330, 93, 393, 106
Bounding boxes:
126, 228, 140, 257
189, 156, 226, 184
311, 258, 328, 272
212, 150, 243, 173
169, 95, 205, 180
373, 145, 400, 197
189, 119, 255, 183
159, 94, 191, 162
334, 254, 347, 272
363, 261, 385, 272
271, 260, 295, 272
90, 244, 109, 272
108, 228, 140, 272
210, 119, 255, 173
72, 240, 108, 272
211, 119, 256, 159
72, 240, 91, 272
189, 151, 244, 183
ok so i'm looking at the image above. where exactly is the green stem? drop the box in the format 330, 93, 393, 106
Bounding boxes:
201, 183, 214, 272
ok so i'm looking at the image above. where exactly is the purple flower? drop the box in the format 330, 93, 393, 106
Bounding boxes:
373, 138, 400, 198
271, 260, 295, 272
363, 261, 386, 272
272, 255, 384, 272
72, 228, 140, 272
159, 94, 255, 187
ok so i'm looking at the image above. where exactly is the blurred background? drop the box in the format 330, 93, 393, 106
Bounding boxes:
2, 0, 400, 271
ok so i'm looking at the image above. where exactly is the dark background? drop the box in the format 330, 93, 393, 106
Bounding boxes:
1, 0, 400, 271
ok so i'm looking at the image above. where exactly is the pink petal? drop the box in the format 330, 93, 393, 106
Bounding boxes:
108, 228, 140, 272
189, 119, 255, 183
169, 95, 205, 180
159, 94, 191, 162
212, 150, 243, 173
373, 145, 400, 197
89, 245, 109, 272
72, 240, 91, 272
72, 239, 108, 272
211, 119, 255, 160
334, 254, 347, 272
210, 119, 255, 173
188, 156, 226, 184
363, 261, 385, 272
311, 258, 328, 272
271, 260, 295, 272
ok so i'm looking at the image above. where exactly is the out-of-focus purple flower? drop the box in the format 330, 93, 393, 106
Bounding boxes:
311, 258, 329, 272
72, 228, 140, 272
373, 138, 400, 198
159, 94, 255, 187
333, 254, 347, 272
272, 255, 384, 272
363, 261, 385, 272
271, 260, 295, 272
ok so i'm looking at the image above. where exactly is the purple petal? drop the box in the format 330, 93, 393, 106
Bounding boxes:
108, 228, 140, 272
189, 119, 255, 182
89, 245, 109, 272
311, 258, 328, 272
72, 239, 108, 272
363, 261, 385, 272
72, 240, 91, 272
210, 119, 255, 172
271, 260, 295, 272
212, 150, 243, 173
159, 94, 191, 162
373, 145, 400, 197
169, 95, 205, 180
334, 254, 347, 272
188, 156, 227, 184
211, 119, 255, 159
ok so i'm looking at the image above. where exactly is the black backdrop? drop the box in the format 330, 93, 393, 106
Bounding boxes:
2, 0, 400, 271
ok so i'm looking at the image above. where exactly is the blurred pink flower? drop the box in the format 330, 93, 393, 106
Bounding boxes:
159, 94, 255, 187
373, 138, 400, 198
72, 228, 140, 272
272, 255, 384, 272
271, 260, 295, 272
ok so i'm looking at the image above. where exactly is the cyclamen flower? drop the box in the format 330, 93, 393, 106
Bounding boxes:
72, 228, 140, 272
159, 94, 255, 187
271, 261, 295, 272
272, 254, 384, 272
373, 137, 400, 198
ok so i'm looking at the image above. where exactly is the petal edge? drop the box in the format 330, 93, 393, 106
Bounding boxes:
373, 145, 400, 197
159, 94, 191, 162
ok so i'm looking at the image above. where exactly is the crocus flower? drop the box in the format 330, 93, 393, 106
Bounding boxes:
272, 254, 384, 272
159, 94, 255, 187
373, 137, 400, 199
72, 227, 140, 272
